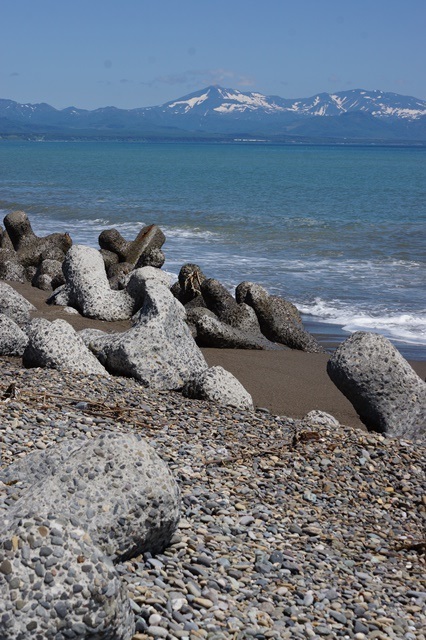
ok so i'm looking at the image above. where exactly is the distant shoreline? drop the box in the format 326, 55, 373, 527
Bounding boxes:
1, 135, 426, 147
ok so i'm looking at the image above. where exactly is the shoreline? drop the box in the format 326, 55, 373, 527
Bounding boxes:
5, 281, 426, 429
302, 316, 426, 362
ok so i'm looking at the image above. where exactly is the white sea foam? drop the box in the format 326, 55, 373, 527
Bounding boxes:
26, 216, 149, 248
28, 216, 220, 247
299, 298, 426, 346
162, 226, 219, 241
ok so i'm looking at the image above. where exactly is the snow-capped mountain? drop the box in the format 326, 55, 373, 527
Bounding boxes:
146, 86, 426, 139
1, 86, 425, 141
161, 85, 426, 120
163, 86, 287, 115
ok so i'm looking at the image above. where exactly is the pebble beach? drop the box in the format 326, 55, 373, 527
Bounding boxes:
1, 354, 425, 640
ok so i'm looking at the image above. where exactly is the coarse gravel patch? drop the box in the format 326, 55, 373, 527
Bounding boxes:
1, 356, 425, 640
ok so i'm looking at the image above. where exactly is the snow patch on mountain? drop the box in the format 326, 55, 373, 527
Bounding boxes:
160, 86, 426, 121
167, 91, 210, 113
368, 105, 426, 119
214, 88, 284, 112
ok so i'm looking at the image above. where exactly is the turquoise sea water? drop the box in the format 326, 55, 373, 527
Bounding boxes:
0, 140, 425, 359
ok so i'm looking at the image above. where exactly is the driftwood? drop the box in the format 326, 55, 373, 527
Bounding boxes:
1, 383, 160, 431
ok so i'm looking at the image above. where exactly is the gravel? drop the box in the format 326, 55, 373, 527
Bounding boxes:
1, 356, 425, 640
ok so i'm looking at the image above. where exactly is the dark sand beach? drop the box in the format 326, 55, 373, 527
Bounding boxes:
7, 281, 426, 430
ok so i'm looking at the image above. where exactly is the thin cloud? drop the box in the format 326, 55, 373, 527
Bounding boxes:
142, 69, 255, 89
328, 74, 341, 84
10, 72, 20, 77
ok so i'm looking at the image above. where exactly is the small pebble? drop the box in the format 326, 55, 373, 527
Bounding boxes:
0, 357, 425, 640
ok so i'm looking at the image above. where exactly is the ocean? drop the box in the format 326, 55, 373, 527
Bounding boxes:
0, 140, 425, 360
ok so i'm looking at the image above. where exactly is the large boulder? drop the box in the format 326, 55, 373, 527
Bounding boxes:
138, 246, 165, 268
92, 281, 208, 389
0, 430, 181, 637
23, 318, 109, 376
0, 438, 87, 496
99, 247, 119, 271
78, 327, 116, 352
98, 224, 165, 270
106, 261, 133, 288
201, 278, 260, 333
0, 228, 22, 280
31, 259, 65, 291
125, 266, 171, 309
0, 514, 135, 640
236, 281, 324, 353
184, 295, 208, 311
131, 225, 165, 268
0, 226, 14, 251
236, 281, 302, 324
327, 331, 426, 441
106, 264, 170, 300
193, 313, 284, 350
5, 432, 181, 561
174, 263, 207, 305
3, 210, 36, 250
0, 282, 36, 324
183, 366, 254, 411
0, 314, 28, 356
60, 245, 135, 321
185, 307, 217, 338
3, 210, 72, 269
99, 228, 130, 261
0, 256, 26, 283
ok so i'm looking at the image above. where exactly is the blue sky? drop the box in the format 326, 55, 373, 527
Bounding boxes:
2, 0, 425, 109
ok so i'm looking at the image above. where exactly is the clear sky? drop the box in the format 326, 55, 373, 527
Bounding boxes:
2, 0, 425, 110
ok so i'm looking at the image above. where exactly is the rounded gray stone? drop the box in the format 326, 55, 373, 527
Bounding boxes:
0, 281, 36, 324
183, 365, 254, 411
62, 244, 135, 321
0, 313, 28, 356
327, 331, 426, 440
23, 318, 109, 376
0, 514, 135, 640
7, 432, 181, 561
95, 281, 208, 390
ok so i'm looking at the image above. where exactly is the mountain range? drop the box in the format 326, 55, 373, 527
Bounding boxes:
1, 85, 426, 143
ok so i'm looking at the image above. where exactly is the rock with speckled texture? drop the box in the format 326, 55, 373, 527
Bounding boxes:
236, 281, 324, 353
183, 365, 254, 411
0, 281, 35, 324
0, 513, 135, 640
60, 245, 135, 321
92, 281, 208, 390
327, 331, 426, 441
0, 314, 28, 356
193, 313, 283, 350
23, 318, 109, 376
6, 432, 181, 561
201, 278, 262, 334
